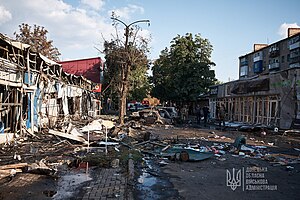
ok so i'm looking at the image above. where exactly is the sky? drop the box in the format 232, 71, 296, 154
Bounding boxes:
0, 0, 299, 82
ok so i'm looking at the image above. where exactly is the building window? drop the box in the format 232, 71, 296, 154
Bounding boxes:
281, 56, 284, 63
240, 65, 248, 77
253, 60, 263, 73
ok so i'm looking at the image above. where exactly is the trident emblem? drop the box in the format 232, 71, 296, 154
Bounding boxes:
226, 168, 242, 191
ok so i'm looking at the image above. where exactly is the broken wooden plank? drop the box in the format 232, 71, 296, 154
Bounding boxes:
133, 140, 151, 146
162, 145, 171, 152
149, 141, 168, 147
48, 129, 88, 144
0, 169, 23, 180
0, 163, 28, 170
23, 127, 38, 138
0, 169, 22, 174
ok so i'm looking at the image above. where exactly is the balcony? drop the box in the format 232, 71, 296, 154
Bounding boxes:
289, 41, 300, 50
269, 62, 280, 70
253, 53, 263, 62
240, 57, 248, 66
289, 62, 300, 68
240, 60, 248, 66
269, 47, 280, 58
289, 56, 300, 64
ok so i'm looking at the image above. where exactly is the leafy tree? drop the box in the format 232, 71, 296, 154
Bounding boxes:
128, 63, 151, 102
151, 33, 216, 103
14, 23, 61, 61
103, 41, 150, 103
103, 15, 150, 124
151, 48, 173, 101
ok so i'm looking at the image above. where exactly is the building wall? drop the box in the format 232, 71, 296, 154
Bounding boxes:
210, 68, 300, 129
224, 29, 300, 129
0, 34, 96, 135
239, 31, 300, 79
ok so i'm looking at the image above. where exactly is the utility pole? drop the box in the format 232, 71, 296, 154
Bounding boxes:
111, 17, 150, 125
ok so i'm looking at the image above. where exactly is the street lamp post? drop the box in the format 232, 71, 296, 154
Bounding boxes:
110, 17, 150, 125
111, 17, 150, 48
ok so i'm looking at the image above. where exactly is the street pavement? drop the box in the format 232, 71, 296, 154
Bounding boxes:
81, 168, 129, 200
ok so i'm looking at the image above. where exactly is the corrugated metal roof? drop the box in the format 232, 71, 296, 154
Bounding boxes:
59, 57, 102, 84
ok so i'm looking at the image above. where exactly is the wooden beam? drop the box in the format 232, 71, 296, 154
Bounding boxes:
0, 163, 28, 170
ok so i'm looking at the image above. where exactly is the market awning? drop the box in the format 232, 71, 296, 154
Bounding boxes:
247, 78, 269, 92
231, 78, 269, 94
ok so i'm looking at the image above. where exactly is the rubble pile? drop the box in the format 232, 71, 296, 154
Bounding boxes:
1, 113, 300, 199
0, 116, 169, 184
0, 118, 115, 182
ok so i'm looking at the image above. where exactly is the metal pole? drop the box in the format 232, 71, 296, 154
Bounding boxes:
87, 129, 89, 153
105, 126, 108, 154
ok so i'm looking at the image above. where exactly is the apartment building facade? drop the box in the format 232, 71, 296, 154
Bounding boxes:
209, 28, 300, 129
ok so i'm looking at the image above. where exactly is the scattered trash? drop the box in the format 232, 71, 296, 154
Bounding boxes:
48, 129, 87, 144
27, 159, 56, 175
200, 137, 208, 141
261, 131, 267, 136
158, 160, 169, 166
219, 150, 226, 155
240, 145, 255, 153
233, 135, 246, 149
111, 159, 120, 168
238, 152, 245, 156
294, 148, 300, 152
13, 153, 21, 161
217, 157, 226, 161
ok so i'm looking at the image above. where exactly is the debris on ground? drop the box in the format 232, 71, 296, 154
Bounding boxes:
1, 113, 300, 199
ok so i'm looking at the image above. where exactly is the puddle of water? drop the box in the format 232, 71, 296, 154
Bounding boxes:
136, 158, 180, 199
138, 170, 157, 187
136, 159, 160, 200
52, 163, 92, 200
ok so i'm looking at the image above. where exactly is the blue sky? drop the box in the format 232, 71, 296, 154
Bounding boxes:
0, 0, 299, 82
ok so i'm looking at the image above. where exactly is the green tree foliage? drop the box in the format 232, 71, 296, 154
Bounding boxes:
151, 33, 216, 103
103, 40, 150, 102
14, 23, 61, 61
128, 63, 151, 102
103, 15, 150, 124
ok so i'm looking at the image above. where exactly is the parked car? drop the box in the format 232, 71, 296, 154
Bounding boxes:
131, 109, 173, 125
157, 108, 172, 119
161, 107, 178, 119
128, 102, 145, 112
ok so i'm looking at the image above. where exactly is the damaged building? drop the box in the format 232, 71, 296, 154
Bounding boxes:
209, 28, 300, 129
0, 33, 100, 144
59, 57, 104, 116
